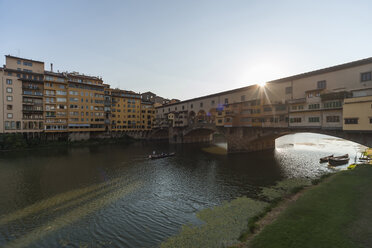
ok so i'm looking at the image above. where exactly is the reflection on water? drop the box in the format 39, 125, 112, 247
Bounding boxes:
275, 133, 365, 178
0, 133, 366, 247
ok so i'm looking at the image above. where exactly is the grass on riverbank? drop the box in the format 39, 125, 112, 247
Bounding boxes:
161, 178, 313, 248
161, 197, 268, 248
249, 165, 372, 248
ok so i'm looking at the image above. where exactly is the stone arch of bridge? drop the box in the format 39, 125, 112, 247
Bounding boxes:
148, 128, 169, 140
225, 127, 372, 153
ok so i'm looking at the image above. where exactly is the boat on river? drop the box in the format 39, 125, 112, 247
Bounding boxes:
320, 155, 334, 163
328, 154, 349, 166
148, 152, 175, 159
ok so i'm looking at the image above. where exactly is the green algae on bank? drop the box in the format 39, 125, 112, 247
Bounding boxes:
260, 178, 312, 201
161, 197, 268, 248
161, 177, 318, 248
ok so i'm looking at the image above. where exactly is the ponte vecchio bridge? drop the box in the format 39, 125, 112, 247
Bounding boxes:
153, 57, 372, 153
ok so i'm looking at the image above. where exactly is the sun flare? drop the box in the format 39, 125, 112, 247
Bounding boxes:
258, 81, 266, 87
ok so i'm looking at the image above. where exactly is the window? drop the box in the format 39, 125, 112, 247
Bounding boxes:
308, 93, 313, 98
324, 101, 342, 109
361, 72, 372, 82
241, 95, 246, 101
57, 98, 67, 102
5, 121, 10, 130
308, 104, 320, 109
17, 60, 21, 64
290, 117, 302, 123
291, 105, 297, 110
308, 117, 320, 123
6, 87, 13, 93
7, 113, 13, 119
326, 116, 340, 122
190, 104, 193, 109
200, 102, 203, 107
7, 105, 12, 110
370, 118, 372, 124
56, 90, 67, 95
23, 61, 33, 66
211, 100, 215, 105
6, 79, 12, 85
275, 105, 286, 111
182, 105, 185, 110
224, 98, 229, 104
317, 80, 326, 89
285, 87, 292, 94
344, 118, 358, 124
7, 96, 13, 101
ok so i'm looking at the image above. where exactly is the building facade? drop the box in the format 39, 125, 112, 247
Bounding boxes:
155, 57, 372, 132
0, 55, 155, 139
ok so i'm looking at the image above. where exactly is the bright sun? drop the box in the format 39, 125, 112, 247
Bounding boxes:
258, 81, 266, 87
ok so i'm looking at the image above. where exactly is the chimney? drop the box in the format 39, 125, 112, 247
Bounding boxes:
50, 63, 53, 72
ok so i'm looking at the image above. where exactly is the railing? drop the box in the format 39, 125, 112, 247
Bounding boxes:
23, 91, 43, 96
23, 108, 43, 112
287, 98, 306, 104
22, 85, 40, 90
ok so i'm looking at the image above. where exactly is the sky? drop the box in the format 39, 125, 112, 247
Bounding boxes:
1, 0, 372, 100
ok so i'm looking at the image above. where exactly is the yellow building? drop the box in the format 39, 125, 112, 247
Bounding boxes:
141, 101, 155, 130
343, 89, 372, 131
44, 71, 68, 132
111, 89, 142, 131
67, 72, 105, 132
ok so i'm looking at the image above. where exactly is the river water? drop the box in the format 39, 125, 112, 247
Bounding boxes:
0, 133, 366, 247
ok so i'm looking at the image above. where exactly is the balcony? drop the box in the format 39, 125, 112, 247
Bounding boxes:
22, 101, 34, 105
320, 91, 351, 101
287, 98, 306, 104
23, 117, 43, 120
22, 85, 40, 90
23, 91, 43, 97
23, 108, 43, 112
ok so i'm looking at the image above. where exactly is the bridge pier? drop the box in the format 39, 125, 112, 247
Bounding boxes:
225, 127, 276, 153
169, 126, 213, 144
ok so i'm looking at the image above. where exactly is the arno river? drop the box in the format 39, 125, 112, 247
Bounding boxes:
0, 133, 365, 247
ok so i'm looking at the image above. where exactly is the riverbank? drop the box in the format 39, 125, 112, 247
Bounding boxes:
0, 133, 136, 152
160, 177, 314, 248
236, 164, 372, 248
160, 164, 372, 248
